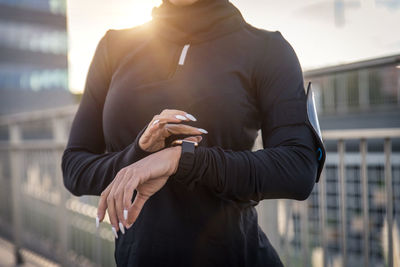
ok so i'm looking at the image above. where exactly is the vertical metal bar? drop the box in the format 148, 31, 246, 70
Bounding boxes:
9, 123, 24, 264
323, 76, 335, 113
256, 200, 280, 257
52, 117, 70, 266
358, 69, 369, 110
319, 168, 328, 267
337, 73, 348, 114
338, 139, 347, 266
384, 138, 393, 267
360, 139, 369, 267
396, 67, 400, 106
301, 199, 310, 267
283, 200, 292, 267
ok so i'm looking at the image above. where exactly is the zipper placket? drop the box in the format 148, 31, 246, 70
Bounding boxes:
167, 43, 190, 79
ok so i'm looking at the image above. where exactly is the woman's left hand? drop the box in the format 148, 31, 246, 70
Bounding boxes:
97, 146, 181, 238
96, 144, 183, 237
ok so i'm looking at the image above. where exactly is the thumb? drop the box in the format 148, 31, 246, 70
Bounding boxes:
183, 135, 202, 143
126, 192, 148, 228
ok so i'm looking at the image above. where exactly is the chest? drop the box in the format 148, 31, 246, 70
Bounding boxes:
102, 38, 261, 151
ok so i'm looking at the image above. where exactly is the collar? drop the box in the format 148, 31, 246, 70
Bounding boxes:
150, 0, 246, 45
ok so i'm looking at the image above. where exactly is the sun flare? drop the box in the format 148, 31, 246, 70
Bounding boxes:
67, 0, 162, 94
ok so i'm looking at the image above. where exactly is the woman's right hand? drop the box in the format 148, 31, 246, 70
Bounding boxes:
138, 109, 208, 152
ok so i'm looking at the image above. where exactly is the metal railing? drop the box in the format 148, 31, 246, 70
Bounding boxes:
255, 128, 400, 267
0, 106, 399, 267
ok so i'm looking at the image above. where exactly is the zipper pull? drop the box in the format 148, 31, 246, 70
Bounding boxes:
178, 44, 190, 66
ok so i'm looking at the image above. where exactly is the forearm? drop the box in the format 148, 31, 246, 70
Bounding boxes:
170, 124, 318, 202
61, 124, 153, 196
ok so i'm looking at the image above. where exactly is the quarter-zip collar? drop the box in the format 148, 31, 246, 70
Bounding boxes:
150, 0, 246, 45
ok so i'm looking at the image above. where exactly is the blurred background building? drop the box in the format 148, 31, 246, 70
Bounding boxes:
285, 55, 400, 267
0, 0, 74, 116
310, 55, 400, 130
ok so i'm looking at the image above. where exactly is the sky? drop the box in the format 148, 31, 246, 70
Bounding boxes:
66, 0, 400, 93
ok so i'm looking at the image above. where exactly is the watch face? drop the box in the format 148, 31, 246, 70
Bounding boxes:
181, 140, 195, 158
172, 139, 198, 147
179, 140, 196, 174
182, 140, 198, 146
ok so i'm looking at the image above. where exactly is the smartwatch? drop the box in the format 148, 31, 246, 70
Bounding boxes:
171, 139, 198, 176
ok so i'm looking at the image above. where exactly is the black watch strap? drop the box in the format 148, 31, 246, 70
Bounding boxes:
178, 140, 196, 174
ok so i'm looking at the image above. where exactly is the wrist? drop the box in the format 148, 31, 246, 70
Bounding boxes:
138, 139, 149, 152
133, 125, 153, 158
170, 145, 182, 175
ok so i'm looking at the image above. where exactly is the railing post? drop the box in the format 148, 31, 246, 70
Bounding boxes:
319, 168, 328, 267
9, 123, 24, 264
384, 138, 393, 267
323, 75, 335, 113
282, 200, 292, 267
301, 200, 310, 267
336, 73, 348, 114
256, 200, 280, 258
360, 139, 369, 267
338, 139, 347, 266
52, 117, 69, 266
358, 69, 369, 110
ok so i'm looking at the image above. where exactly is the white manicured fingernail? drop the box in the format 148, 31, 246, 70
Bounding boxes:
198, 128, 208, 134
119, 222, 125, 234
175, 114, 187, 120
96, 216, 99, 229
123, 209, 128, 220
111, 226, 118, 239
126, 223, 133, 229
152, 119, 160, 125
185, 113, 197, 121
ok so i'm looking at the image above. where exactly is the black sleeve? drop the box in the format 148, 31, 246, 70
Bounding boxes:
169, 31, 319, 202
61, 30, 152, 197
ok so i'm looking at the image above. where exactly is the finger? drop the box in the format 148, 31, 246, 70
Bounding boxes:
97, 180, 114, 222
184, 135, 202, 143
144, 115, 197, 146
114, 168, 134, 231
159, 109, 188, 116
159, 109, 197, 122
123, 176, 141, 226
107, 192, 119, 234
126, 192, 149, 228
146, 113, 201, 140
145, 115, 183, 141
151, 114, 188, 127
164, 124, 208, 136
107, 168, 128, 232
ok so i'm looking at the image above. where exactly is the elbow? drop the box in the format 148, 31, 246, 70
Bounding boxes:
61, 150, 83, 197
292, 176, 314, 201
62, 176, 82, 197
291, 160, 318, 201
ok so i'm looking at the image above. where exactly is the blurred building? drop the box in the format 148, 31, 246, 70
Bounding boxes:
305, 54, 400, 130
289, 54, 400, 266
0, 0, 74, 115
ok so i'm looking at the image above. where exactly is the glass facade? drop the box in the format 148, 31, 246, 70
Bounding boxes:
0, 0, 66, 15
0, 0, 69, 95
306, 63, 400, 115
0, 65, 68, 91
0, 21, 67, 55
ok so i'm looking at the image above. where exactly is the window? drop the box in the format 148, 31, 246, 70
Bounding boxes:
0, 0, 66, 15
0, 21, 67, 55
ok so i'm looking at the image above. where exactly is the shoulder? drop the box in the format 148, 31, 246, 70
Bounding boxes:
240, 22, 292, 50
99, 22, 153, 72
236, 22, 302, 80
104, 21, 153, 44
240, 23, 302, 83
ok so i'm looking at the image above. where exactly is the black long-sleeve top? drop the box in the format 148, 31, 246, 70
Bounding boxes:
61, 0, 320, 266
